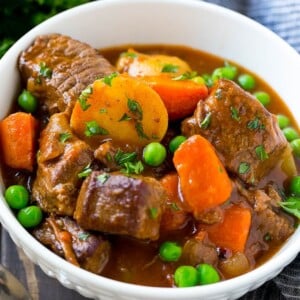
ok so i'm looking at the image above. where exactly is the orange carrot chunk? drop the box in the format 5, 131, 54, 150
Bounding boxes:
0, 112, 38, 171
201, 205, 252, 253
160, 172, 189, 231
173, 135, 232, 217
142, 75, 208, 120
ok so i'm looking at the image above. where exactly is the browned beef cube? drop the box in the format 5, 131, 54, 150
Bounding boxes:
19, 34, 115, 115
237, 181, 295, 242
32, 112, 93, 216
182, 79, 289, 185
74, 171, 167, 240
33, 216, 110, 274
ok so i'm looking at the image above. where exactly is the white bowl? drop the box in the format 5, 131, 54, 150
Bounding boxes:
0, 0, 300, 299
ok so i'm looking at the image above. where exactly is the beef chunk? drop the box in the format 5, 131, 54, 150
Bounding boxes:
74, 171, 167, 240
33, 216, 110, 274
32, 112, 93, 215
237, 181, 294, 242
19, 34, 115, 115
182, 79, 288, 185
181, 232, 218, 266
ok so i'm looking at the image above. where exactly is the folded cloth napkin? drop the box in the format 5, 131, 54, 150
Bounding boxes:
203, 1, 300, 299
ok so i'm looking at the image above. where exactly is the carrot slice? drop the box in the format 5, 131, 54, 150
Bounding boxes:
142, 76, 208, 120
173, 135, 232, 217
0, 112, 38, 171
160, 173, 189, 231
201, 205, 252, 252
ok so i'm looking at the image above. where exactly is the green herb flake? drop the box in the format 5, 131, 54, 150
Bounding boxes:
97, 173, 110, 184
238, 162, 250, 174
59, 132, 72, 143
218, 165, 224, 173
279, 198, 300, 219
39, 61, 52, 79
173, 71, 198, 81
78, 232, 90, 241
247, 117, 265, 131
99, 108, 107, 114
121, 160, 144, 175
127, 98, 143, 120
161, 64, 179, 73
149, 207, 158, 219
135, 122, 149, 139
121, 51, 138, 58
78, 164, 92, 179
263, 233, 272, 242
199, 112, 212, 129
230, 106, 240, 121
114, 149, 137, 165
84, 121, 109, 137
78, 86, 93, 111
103, 72, 118, 86
119, 113, 132, 122
169, 202, 180, 211
255, 145, 269, 161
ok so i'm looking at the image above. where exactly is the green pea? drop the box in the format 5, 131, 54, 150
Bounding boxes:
197, 264, 220, 285
18, 90, 38, 113
212, 65, 237, 82
169, 135, 187, 153
277, 114, 290, 129
254, 91, 270, 106
291, 139, 300, 157
17, 205, 43, 228
290, 176, 300, 197
174, 266, 198, 287
238, 74, 256, 90
159, 241, 182, 262
4, 185, 29, 209
282, 127, 300, 142
143, 142, 167, 167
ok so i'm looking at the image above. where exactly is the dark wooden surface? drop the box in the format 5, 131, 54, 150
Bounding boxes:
1, 227, 90, 300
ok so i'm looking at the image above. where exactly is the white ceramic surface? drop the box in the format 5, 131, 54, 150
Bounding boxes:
0, 0, 300, 299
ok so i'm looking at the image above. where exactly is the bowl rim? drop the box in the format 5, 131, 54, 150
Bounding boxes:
0, 0, 300, 298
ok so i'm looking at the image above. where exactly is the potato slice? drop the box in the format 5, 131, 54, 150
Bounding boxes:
70, 74, 168, 147
116, 48, 191, 77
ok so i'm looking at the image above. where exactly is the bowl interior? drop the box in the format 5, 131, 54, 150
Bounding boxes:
0, 0, 299, 299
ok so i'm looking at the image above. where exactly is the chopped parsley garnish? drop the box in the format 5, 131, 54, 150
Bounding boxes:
202, 73, 214, 87
114, 149, 144, 175
39, 61, 52, 79
59, 132, 72, 143
161, 64, 179, 73
99, 108, 107, 114
169, 202, 180, 211
263, 233, 272, 242
255, 145, 269, 161
78, 164, 92, 178
149, 207, 158, 219
119, 113, 132, 122
128, 98, 143, 120
102, 72, 118, 86
200, 112, 212, 129
279, 197, 300, 219
114, 149, 137, 165
135, 122, 149, 139
121, 51, 138, 58
78, 86, 93, 111
230, 106, 240, 121
238, 162, 250, 174
97, 173, 110, 184
173, 71, 198, 81
84, 121, 109, 137
78, 232, 90, 241
122, 160, 144, 175
247, 117, 265, 131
